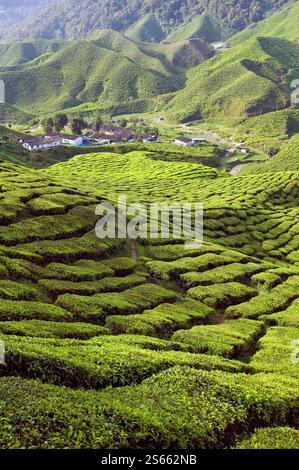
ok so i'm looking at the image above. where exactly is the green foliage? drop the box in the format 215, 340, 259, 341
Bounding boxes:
125, 14, 165, 43
172, 319, 264, 357
0, 335, 245, 389
231, 1, 299, 45
250, 326, 299, 378
0, 320, 108, 339
3, 366, 299, 448
56, 284, 179, 323
165, 14, 222, 43
0, 301, 72, 321
226, 279, 299, 318
236, 427, 299, 449
168, 36, 297, 122
106, 300, 214, 337
188, 282, 257, 309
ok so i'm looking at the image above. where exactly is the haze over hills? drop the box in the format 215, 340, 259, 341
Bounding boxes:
1, 0, 293, 42
0, 0, 55, 30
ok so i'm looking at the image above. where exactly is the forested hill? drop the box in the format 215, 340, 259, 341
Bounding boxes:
2, 0, 294, 42
0, 1, 54, 30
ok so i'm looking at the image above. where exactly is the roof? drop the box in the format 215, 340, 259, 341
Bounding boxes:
60, 134, 82, 141
23, 138, 48, 146
92, 134, 115, 141
175, 137, 193, 143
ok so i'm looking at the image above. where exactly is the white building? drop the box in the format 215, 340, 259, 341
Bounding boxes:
61, 135, 84, 146
192, 137, 208, 144
22, 137, 61, 151
174, 137, 193, 146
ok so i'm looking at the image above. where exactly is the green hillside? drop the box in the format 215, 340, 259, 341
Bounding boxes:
141, 38, 214, 69
125, 13, 165, 43
231, 1, 299, 45
241, 134, 299, 174
0, 40, 72, 67
0, 32, 217, 118
165, 14, 222, 44
167, 36, 299, 122
0, 40, 181, 116
89, 29, 213, 72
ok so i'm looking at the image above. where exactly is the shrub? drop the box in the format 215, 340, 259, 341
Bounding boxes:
2, 367, 299, 448
262, 299, 299, 327
0, 301, 72, 321
250, 326, 299, 378
0, 320, 108, 339
39, 274, 146, 297
172, 319, 264, 357
0, 335, 246, 389
236, 427, 299, 449
0, 280, 40, 301
42, 259, 114, 281
226, 282, 299, 318
146, 254, 236, 281
181, 262, 263, 287
106, 300, 214, 337
188, 282, 257, 309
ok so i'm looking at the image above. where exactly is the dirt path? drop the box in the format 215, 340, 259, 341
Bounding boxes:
229, 164, 244, 176
130, 240, 138, 261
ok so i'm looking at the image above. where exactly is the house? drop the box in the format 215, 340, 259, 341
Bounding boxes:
91, 133, 115, 144
192, 137, 208, 144
174, 137, 193, 147
97, 125, 135, 141
212, 42, 230, 54
142, 134, 157, 143
22, 137, 52, 151
225, 145, 251, 157
59, 134, 84, 146
235, 144, 251, 154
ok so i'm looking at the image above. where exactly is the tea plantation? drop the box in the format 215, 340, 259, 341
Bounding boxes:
0, 144, 298, 449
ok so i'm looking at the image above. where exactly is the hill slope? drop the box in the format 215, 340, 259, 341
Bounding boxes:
165, 14, 222, 44
125, 13, 165, 43
167, 36, 299, 122
0, 40, 72, 67
231, 0, 299, 45
0, 39, 182, 116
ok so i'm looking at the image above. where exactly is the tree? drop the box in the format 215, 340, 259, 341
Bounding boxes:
42, 118, 54, 133
118, 119, 128, 128
54, 114, 68, 132
92, 113, 103, 132
71, 117, 86, 135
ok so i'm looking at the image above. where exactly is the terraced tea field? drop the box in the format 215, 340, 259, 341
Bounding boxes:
0, 146, 298, 449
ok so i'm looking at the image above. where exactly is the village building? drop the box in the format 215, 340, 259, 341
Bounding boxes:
192, 137, 208, 144
174, 136, 193, 146
91, 133, 116, 144
59, 134, 85, 146
22, 137, 58, 151
142, 134, 158, 143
